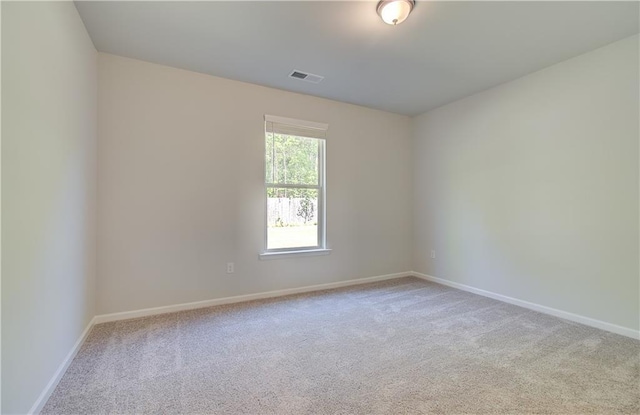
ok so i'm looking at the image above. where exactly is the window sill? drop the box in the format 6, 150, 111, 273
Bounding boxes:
259, 248, 332, 260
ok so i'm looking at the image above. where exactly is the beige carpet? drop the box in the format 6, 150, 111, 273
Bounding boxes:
42, 277, 639, 414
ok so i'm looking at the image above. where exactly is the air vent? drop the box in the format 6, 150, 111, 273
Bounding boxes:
289, 70, 324, 84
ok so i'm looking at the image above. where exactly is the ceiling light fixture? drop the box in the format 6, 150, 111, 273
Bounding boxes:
377, 0, 415, 25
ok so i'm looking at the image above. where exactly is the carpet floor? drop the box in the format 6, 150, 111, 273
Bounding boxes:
42, 277, 639, 414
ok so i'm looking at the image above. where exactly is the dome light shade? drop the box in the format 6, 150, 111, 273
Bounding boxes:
377, 0, 415, 25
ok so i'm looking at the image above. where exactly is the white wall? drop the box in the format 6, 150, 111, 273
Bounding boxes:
98, 54, 412, 315
412, 35, 639, 331
1, 2, 97, 413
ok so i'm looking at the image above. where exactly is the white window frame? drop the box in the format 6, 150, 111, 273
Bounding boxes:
260, 115, 330, 259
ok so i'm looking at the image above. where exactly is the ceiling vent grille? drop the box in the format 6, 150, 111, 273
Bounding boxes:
289, 70, 324, 84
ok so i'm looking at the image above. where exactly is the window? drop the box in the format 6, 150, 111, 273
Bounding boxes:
262, 115, 328, 257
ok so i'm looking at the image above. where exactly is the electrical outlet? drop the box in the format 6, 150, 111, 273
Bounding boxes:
431, 250, 436, 259
226, 262, 235, 274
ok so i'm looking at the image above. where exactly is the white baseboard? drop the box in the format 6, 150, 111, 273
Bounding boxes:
28, 317, 96, 415
94, 271, 412, 324
412, 272, 640, 340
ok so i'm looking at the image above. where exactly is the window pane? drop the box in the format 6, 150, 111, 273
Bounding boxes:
266, 134, 319, 185
265, 131, 274, 183
267, 188, 319, 249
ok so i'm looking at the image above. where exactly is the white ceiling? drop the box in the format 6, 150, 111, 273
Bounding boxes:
75, 1, 639, 116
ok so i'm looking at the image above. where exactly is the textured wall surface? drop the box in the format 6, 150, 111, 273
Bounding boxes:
97, 53, 412, 314
412, 35, 639, 331
1, 2, 97, 413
